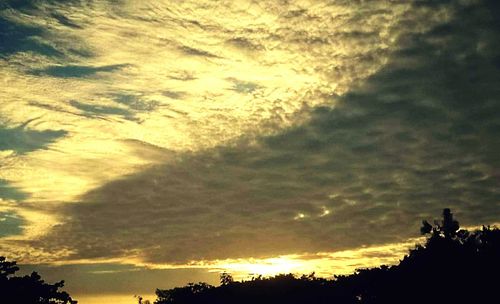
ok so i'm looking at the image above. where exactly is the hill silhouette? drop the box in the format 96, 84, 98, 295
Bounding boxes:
152, 209, 500, 304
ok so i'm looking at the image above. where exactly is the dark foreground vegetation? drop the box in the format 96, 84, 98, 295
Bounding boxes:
152, 209, 500, 304
0, 256, 76, 304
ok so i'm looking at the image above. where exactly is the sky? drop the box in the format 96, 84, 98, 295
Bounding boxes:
1, 0, 500, 303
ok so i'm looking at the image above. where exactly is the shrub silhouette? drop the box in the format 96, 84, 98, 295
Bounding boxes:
153, 209, 500, 304
0, 256, 77, 304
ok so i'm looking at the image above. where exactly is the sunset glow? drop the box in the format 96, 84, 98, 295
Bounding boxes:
2, 0, 500, 303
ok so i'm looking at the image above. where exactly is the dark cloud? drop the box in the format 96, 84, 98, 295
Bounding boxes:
28, 101, 93, 119
31, 0, 500, 264
0, 0, 79, 10
31, 95, 156, 122
66, 93, 162, 121
31, 64, 129, 78
0, 15, 63, 58
68, 100, 138, 122
0, 179, 30, 201
0, 121, 67, 154
0, 1, 92, 59
50, 12, 82, 29
178, 45, 220, 58
0, 211, 24, 237
225, 37, 263, 51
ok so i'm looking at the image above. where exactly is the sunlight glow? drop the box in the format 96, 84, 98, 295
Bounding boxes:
134, 236, 428, 280
319, 206, 331, 217
74, 294, 155, 304
217, 257, 305, 278
294, 213, 306, 220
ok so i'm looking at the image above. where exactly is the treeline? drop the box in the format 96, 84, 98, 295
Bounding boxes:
152, 209, 500, 304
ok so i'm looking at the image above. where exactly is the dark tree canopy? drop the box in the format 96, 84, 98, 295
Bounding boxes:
153, 209, 500, 304
0, 257, 77, 304
420, 208, 460, 239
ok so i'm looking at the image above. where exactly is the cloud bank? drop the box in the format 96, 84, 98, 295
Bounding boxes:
10, 0, 497, 267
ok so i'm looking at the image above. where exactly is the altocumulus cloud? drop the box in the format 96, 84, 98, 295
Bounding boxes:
1, 0, 438, 214
31, 0, 500, 265
0, 0, 426, 155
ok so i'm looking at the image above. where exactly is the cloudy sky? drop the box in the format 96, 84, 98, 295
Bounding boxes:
1, 0, 499, 303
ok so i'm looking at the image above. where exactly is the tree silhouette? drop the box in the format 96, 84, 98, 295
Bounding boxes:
153, 209, 500, 304
220, 272, 234, 286
0, 256, 77, 304
420, 208, 460, 239
135, 295, 151, 304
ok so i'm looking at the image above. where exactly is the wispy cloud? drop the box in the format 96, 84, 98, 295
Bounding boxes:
0, 121, 67, 154
30, 64, 129, 78
0, 179, 30, 201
